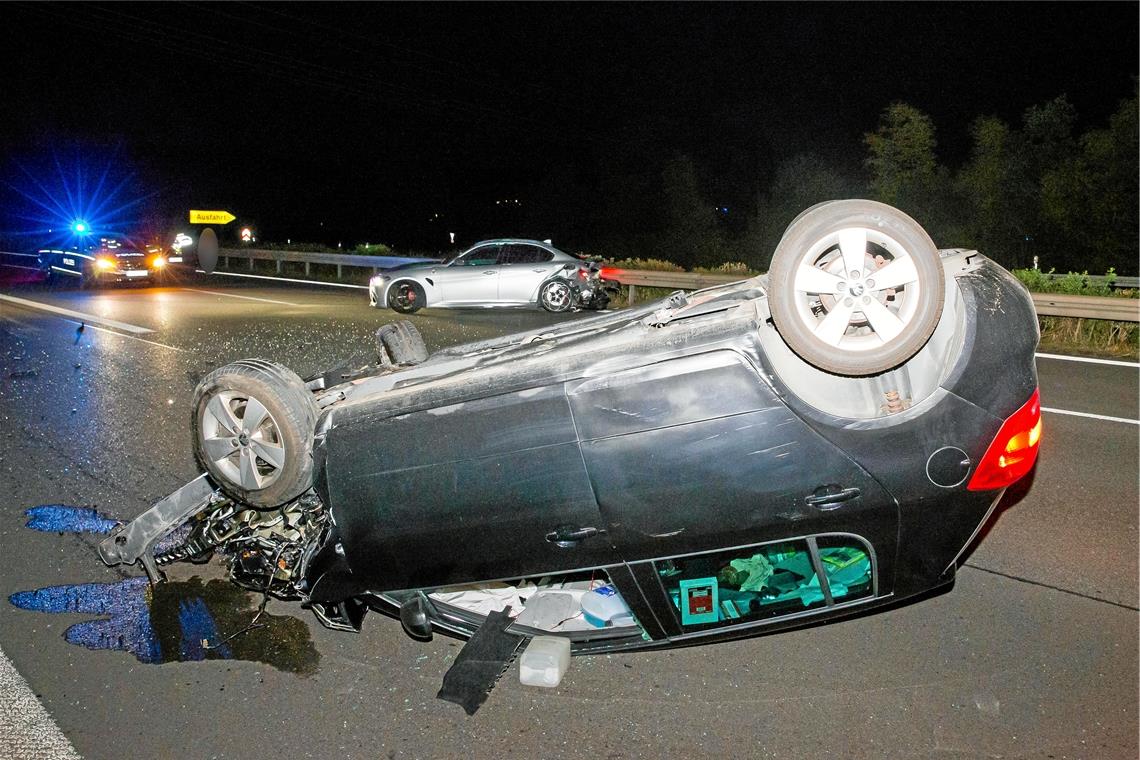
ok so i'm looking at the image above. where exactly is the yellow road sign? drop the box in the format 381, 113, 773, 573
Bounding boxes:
189, 209, 236, 225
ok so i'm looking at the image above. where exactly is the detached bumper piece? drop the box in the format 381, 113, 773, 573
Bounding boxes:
97, 474, 217, 583
436, 607, 527, 715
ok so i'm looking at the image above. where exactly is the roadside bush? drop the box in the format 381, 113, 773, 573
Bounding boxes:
353, 243, 393, 256
603, 257, 685, 272
598, 257, 685, 304
1012, 267, 1137, 357
601, 258, 761, 305
1012, 267, 1127, 297
692, 261, 759, 277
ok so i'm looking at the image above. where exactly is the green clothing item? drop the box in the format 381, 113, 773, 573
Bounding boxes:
727, 554, 774, 592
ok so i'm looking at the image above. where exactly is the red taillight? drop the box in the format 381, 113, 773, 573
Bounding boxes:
599, 266, 620, 280
967, 388, 1042, 491
577, 267, 589, 281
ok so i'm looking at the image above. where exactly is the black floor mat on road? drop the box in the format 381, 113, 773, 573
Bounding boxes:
436, 607, 527, 715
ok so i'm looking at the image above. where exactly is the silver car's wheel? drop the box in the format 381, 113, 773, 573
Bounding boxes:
192, 360, 317, 508
389, 280, 424, 314
767, 200, 945, 376
539, 279, 572, 312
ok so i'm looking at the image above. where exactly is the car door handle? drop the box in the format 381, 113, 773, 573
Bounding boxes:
545, 525, 600, 548
532, 268, 547, 273
483, 270, 496, 275
805, 485, 862, 510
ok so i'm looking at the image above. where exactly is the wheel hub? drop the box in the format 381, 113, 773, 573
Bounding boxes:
201, 391, 286, 491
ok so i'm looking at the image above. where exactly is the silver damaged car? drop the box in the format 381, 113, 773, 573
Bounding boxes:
368, 239, 589, 313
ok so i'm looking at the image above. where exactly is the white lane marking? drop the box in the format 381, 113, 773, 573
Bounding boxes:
180, 287, 308, 307
196, 269, 369, 290
0, 294, 154, 334
1035, 352, 1139, 368
1042, 406, 1139, 426
0, 644, 82, 760
63, 319, 185, 352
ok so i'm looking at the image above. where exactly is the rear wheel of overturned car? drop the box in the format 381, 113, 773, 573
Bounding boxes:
539, 279, 573, 313
767, 199, 945, 377
191, 360, 318, 508
389, 280, 425, 314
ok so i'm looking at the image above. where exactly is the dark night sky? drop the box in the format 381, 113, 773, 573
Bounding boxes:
1, 2, 1136, 250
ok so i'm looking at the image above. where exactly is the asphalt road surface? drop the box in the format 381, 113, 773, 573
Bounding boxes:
1, 272, 1137, 760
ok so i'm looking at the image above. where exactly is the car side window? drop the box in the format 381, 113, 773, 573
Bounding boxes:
454, 245, 500, 266
654, 535, 874, 630
497, 245, 522, 265
522, 246, 554, 264
498, 245, 553, 265
814, 535, 874, 603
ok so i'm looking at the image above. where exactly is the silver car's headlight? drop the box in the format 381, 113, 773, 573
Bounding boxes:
368, 275, 386, 306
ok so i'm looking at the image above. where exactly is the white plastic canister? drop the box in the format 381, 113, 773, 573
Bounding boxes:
519, 635, 571, 687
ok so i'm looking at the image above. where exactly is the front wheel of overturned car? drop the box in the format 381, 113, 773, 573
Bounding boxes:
191, 360, 318, 508
388, 280, 425, 314
539, 278, 573, 313
767, 199, 945, 377
376, 320, 428, 365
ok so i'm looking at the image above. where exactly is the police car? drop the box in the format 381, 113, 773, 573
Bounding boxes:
38, 239, 174, 286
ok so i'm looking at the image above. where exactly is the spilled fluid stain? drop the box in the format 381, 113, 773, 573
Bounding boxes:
24, 504, 193, 555
14, 505, 319, 675
24, 505, 119, 534
9, 577, 319, 675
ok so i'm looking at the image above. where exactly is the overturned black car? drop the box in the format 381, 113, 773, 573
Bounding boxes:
100, 201, 1042, 656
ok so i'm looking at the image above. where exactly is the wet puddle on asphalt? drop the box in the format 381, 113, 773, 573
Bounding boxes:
24, 505, 120, 534
22, 504, 191, 552
9, 505, 320, 675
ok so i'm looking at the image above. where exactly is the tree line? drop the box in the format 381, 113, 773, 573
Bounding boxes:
533, 89, 1137, 276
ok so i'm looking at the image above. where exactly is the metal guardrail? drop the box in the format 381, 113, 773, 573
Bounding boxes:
1029, 293, 1140, 321
216, 247, 438, 278
600, 269, 1140, 322
8, 246, 1130, 323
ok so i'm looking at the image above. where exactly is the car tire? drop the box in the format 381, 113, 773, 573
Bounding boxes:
389, 280, 425, 314
767, 199, 945, 376
539, 279, 573, 313
376, 320, 429, 366
191, 360, 318, 508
